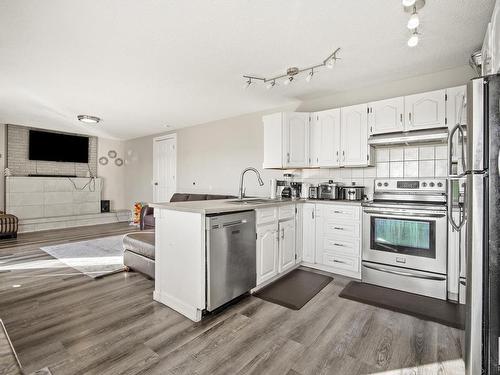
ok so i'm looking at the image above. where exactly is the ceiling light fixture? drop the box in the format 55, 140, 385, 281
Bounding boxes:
77, 115, 101, 124
305, 69, 314, 83
403, 0, 425, 48
408, 30, 419, 47
402, 0, 416, 6
243, 47, 341, 89
407, 8, 420, 29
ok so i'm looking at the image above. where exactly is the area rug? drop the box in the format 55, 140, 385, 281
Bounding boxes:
339, 281, 465, 329
254, 269, 333, 310
40, 235, 126, 279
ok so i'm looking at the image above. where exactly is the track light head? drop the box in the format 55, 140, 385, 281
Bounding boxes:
402, 0, 416, 6
283, 76, 293, 85
266, 80, 276, 89
407, 9, 420, 29
305, 69, 314, 83
326, 58, 335, 69
243, 78, 252, 89
408, 30, 419, 47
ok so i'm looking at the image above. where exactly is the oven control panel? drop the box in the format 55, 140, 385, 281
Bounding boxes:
374, 179, 447, 193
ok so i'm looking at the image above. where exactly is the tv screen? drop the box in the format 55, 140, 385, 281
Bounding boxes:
29, 130, 89, 163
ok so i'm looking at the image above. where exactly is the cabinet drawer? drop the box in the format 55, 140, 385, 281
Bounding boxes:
256, 207, 278, 225
320, 204, 360, 221
279, 205, 295, 220
322, 220, 360, 238
322, 253, 359, 273
321, 236, 360, 256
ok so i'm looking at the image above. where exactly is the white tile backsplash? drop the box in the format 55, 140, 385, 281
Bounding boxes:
340, 168, 352, 179
435, 160, 448, 177
352, 168, 364, 178
376, 162, 390, 178
403, 161, 419, 177
363, 167, 377, 178
404, 147, 419, 161
390, 148, 404, 161
419, 160, 435, 177
419, 146, 435, 160
435, 145, 448, 160
390, 161, 404, 178
376, 148, 390, 162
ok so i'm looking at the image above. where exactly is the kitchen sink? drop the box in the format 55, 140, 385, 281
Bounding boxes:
226, 198, 283, 205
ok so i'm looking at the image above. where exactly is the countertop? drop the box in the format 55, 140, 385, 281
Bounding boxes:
150, 198, 365, 215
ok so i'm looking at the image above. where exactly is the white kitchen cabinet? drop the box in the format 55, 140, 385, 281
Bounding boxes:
262, 112, 310, 169
279, 219, 296, 273
368, 97, 405, 135
482, 23, 493, 75
447, 86, 467, 129
302, 203, 316, 263
314, 109, 341, 167
295, 204, 303, 263
404, 89, 447, 131
340, 104, 373, 167
492, 1, 500, 73
284, 113, 310, 168
256, 222, 279, 285
309, 116, 321, 168
315, 203, 362, 279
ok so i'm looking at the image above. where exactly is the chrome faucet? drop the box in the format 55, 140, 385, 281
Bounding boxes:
238, 167, 264, 200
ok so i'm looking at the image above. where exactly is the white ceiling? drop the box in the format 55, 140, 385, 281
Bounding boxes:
0, 0, 494, 140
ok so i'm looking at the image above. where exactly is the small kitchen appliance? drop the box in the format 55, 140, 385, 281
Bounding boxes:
308, 185, 318, 199
318, 181, 344, 200
343, 185, 365, 201
361, 178, 448, 300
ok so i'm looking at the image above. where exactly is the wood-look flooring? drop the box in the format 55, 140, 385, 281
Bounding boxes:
0, 223, 465, 375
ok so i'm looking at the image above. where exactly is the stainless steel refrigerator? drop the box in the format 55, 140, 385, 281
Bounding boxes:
463, 74, 500, 375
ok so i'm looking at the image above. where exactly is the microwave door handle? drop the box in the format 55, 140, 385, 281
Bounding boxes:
363, 210, 446, 218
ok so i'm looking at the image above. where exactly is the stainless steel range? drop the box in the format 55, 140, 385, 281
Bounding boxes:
362, 178, 448, 300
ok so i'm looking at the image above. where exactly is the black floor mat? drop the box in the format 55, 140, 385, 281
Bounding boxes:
254, 269, 333, 310
339, 281, 465, 329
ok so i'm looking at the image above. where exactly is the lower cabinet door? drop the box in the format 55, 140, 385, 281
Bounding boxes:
302, 203, 316, 263
279, 219, 296, 273
256, 223, 279, 285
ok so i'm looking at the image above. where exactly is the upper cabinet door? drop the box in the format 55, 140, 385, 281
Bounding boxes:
404, 89, 446, 131
368, 97, 405, 135
491, 2, 500, 74
283, 113, 310, 168
482, 23, 493, 75
447, 86, 467, 128
316, 109, 341, 167
341, 104, 369, 167
309, 116, 321, 168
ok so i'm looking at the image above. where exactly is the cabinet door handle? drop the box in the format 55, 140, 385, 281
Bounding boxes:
408, 112, 412, 124
333, 226, 344, 230
281, 228, 285, 240
400, 113, 403, 123
286, 153, 290, 163
333, 259, 347, 264
312, 210, 315, 219
334, 243, 346, 247
333, 210, 345, 214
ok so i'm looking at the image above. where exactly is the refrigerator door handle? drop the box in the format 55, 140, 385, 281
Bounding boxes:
448, 177, 466, 231
448, 122, 467, 178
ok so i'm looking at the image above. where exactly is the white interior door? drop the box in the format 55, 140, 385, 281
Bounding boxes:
153, 135, 177, 202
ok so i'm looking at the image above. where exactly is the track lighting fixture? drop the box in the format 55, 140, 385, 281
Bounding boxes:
305, 69, 314, 83
243, 78, 252, 89
243, 47, 340, 89
403, 0, 425, 47
408, 30, 419, 47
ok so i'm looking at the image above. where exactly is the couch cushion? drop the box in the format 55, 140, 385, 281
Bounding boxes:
123, 232, 155, 259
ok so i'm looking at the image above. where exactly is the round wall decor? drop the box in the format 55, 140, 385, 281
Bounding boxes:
115, 158, 124, 167
99, 156, 109, 165
108, 150, 117, 158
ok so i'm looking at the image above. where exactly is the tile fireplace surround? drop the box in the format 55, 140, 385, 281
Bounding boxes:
6, 176, 130, 232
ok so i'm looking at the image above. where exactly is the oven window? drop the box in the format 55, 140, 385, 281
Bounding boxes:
370, 217, 436, 258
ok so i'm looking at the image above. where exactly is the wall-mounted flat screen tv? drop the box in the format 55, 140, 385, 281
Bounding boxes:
29, 130, 89, 163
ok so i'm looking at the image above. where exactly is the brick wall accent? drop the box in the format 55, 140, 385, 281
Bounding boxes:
6, 125, 98, 177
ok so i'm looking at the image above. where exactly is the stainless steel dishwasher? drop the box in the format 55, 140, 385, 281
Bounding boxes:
206, 210, 256, 311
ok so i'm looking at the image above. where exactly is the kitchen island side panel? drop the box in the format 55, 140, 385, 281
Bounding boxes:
154, 208, 206, 321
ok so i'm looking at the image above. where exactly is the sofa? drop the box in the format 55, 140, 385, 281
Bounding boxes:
139, 193, 235, 230
125, 193, 235, 278
0, 213, 18, 239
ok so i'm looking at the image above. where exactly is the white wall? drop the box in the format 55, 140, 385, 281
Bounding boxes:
123, 65, 475, 208
0, 124, 6, 211
97, 138, 127, 211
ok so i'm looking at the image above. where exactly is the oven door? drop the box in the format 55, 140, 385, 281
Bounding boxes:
362, 207, 447, 274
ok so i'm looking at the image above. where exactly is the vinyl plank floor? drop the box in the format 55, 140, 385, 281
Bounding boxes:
0, 223, 465, 375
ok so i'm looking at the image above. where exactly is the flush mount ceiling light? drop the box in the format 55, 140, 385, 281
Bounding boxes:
403, 0, 425, 48
77, 115, 101, 124
243, 48, 341, 89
